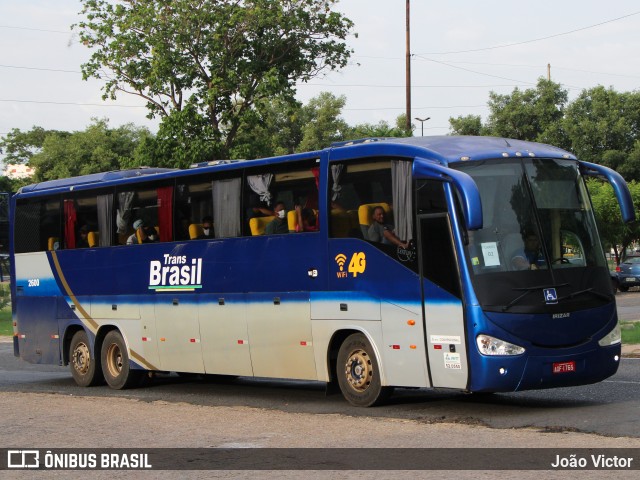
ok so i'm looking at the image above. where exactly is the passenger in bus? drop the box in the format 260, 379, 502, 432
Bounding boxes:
368, 206, 409, 249
76, 225, 90, 248
247, 193, 275, 218
265, 202, 288, 235
126, 219, 158, 245
197, 216, 215, 239
294, 205, 318, 232
511, 231, 545, 270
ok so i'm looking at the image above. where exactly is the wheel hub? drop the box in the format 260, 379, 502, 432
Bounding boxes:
344, 349, 372, 392
106, 343, 123, 377
72, 342, 90, 375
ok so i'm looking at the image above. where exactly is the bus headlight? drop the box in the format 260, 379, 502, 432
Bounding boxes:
476, 334, 525, 356
598, 322, 621, 346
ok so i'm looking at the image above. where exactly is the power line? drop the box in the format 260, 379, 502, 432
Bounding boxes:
414, 10, 640, 55
0, 99, 145, 108
344, 105, 486, 111
414, 56, 585, 90
346, 55, 640, 82
413, 55, 537, 85
0, 24, 69, 34
302, 82, 526, 88
413, 59, 640, 80
0, 64, 81, 74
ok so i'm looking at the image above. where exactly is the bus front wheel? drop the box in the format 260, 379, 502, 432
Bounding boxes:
101, 330, 141, 389
336, 333, 392, 407
69, 330, 102, 387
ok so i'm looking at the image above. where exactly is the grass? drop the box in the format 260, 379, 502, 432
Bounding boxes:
622, 322, 640, 345
0, 282, 10, 336
0, 305, 12, 336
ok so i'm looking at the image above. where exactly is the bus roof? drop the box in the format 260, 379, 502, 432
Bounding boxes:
16, 136, 576, 196
328, 136, 576, 164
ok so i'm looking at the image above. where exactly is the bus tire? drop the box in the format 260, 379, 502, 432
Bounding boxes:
101, 330, 141, 389
336, 333, 393, 407
69, 330, 102, 387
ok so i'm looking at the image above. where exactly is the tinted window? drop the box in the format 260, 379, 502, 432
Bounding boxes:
15, 197, 61, 253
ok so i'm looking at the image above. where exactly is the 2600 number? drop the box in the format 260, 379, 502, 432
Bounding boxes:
27, 279, 40, 287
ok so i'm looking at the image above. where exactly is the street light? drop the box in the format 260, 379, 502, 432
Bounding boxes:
414, 117, 430, 136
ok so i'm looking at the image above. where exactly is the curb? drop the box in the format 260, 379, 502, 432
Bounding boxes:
621, 344, 640, 358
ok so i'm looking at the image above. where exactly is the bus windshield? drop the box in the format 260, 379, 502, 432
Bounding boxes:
452, 158, 610, 313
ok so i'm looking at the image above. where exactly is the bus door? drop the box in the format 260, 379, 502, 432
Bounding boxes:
418, 213, 469, 389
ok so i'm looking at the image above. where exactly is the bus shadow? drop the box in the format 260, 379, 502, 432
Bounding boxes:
386, 387, 603, 410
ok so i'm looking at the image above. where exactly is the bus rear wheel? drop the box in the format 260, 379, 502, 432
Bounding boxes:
69, 330, 102, 387
101, 330, 141, 389
336, 333, 392, 407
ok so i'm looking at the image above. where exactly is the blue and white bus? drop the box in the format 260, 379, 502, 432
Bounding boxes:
10, 136, 635, 406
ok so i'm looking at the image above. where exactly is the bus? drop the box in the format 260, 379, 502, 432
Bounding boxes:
9, 136, 635, 406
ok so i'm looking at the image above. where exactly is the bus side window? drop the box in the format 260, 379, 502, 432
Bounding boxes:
116, 185, 173, 244
328, 160, 395, 241
175, 181, 211, 241
329, 159, 413, 242
244, 161, 320, 236
176, 176, 241, 240
15, 197, 61, 253
63, 193, 99, 249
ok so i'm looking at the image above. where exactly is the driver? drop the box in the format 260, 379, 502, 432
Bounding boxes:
511, 231, 545, 270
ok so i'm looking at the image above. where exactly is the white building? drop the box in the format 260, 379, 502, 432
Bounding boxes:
3, 164, 34, 179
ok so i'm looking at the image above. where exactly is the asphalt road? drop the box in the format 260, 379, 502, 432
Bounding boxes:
1, 339, 638, 439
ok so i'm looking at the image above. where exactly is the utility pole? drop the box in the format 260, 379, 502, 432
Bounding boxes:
405, 0, 412, 134
547, 63, 551, 81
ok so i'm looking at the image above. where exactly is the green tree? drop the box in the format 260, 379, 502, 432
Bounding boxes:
298, 92, 350, 151
29, 119, 152, 181
350, 115, 407, 139
448, 114, 485, 136
76, 0, 354, 162
0, 175, 22, 193
230, 96, 304, 160
562, 87, 640, 180
587, 178, 640, 264
0, 127, 68, 165
485, 78, 568, 144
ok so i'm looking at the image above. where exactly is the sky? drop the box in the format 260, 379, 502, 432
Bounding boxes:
1, 0, 640, 145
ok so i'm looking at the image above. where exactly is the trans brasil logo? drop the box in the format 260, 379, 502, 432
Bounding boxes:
149, 254, 203, 292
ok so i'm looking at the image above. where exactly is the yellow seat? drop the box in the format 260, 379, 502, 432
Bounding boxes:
358, 203, 391, 239
47, 237, 60, 251
136, 226, 160, 244
88, 231, 99, 248
249, 216, 274, 236
288, 209, 319, 232
189, 223, 203, 239
330, 209, 358, 238
287, 210, 297, 232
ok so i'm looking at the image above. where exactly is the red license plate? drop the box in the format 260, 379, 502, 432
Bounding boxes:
552, 361, 576, 374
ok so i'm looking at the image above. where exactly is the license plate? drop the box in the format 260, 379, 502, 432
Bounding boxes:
552, 361, 576, 374
625, 277, 636, 282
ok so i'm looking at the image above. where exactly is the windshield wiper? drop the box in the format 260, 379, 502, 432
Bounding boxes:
556, 288, 612, 302
502, 283, 569, 312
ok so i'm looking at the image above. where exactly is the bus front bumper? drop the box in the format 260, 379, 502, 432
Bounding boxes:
469, 343, 621, 393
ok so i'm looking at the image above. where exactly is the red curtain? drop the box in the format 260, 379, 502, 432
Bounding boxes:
157, 186, 173, 242
305, 167, 321, 209
64, 200, 77, 249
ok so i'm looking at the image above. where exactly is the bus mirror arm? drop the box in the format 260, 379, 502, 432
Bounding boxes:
579, 161, 636, 223
413, 158, 483, 231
